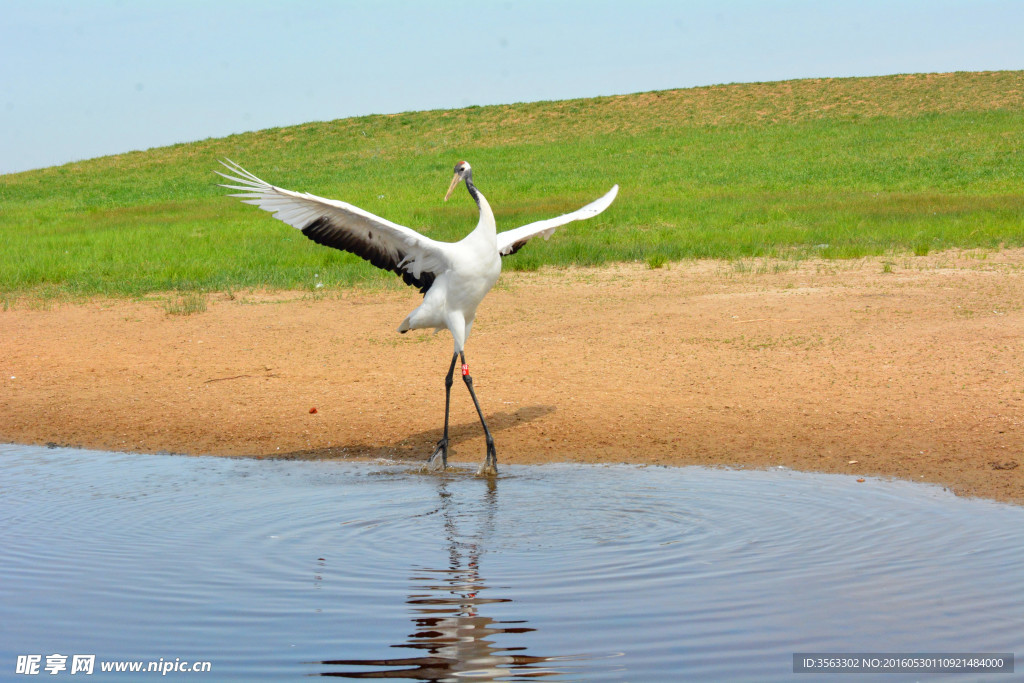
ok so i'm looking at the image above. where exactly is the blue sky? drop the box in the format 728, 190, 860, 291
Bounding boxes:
2, 0, 1022, 175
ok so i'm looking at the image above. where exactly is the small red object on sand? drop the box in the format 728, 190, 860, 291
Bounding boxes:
309, 407, 318, 414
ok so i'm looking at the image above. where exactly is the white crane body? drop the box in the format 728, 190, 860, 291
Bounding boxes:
398, 192, 501, 352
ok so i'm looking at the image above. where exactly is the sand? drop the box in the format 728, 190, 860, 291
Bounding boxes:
2, 251, 1022, 504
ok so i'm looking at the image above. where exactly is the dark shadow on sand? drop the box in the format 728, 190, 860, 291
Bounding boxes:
269, 405, 555, 463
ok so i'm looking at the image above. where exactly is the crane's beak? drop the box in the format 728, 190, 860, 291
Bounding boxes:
444, 172, 462, 202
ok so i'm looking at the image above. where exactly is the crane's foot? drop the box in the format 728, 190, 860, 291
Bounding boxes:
476, 443, 498, 477
427, 437, 448, 472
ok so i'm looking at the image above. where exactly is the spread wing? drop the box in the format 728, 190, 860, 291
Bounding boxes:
216, 159, 449, 293
496, 184, 619, 256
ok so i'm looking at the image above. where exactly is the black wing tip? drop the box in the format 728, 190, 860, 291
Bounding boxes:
301, 217, 436, 295
502, 239, 530, 257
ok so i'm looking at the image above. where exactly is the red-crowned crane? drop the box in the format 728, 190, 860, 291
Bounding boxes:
217, 160, 618, 476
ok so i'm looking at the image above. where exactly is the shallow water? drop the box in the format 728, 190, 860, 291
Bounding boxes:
1, 444, 1021, 681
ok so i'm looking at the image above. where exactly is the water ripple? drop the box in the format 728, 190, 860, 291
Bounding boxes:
1, 448, 1022, 681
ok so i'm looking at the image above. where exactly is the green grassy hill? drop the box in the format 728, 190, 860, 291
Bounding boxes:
2, 71, 1023, 299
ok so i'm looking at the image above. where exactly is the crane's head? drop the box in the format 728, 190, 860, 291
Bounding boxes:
444, 161, 472, 201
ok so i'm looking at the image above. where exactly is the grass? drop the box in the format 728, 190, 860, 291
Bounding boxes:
2, 71, 1024, 300
646, 253, 668, 269
163, 292, 207, 316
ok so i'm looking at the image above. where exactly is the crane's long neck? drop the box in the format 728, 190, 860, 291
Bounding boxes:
465, 173, 496, 240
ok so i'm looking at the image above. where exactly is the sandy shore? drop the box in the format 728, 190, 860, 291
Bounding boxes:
2, 251, 1023, 504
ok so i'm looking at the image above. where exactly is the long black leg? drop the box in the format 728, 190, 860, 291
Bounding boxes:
428, 352, 459, 471
460, 351, 497, 476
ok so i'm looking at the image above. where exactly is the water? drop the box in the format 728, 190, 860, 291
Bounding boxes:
1, 444, 1022, 681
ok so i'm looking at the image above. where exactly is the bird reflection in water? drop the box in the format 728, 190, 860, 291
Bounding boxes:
320, 478, 559, 680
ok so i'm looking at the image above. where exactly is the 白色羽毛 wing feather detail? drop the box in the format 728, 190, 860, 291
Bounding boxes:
496, 184, 619, 256
216, 159, 449, 293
